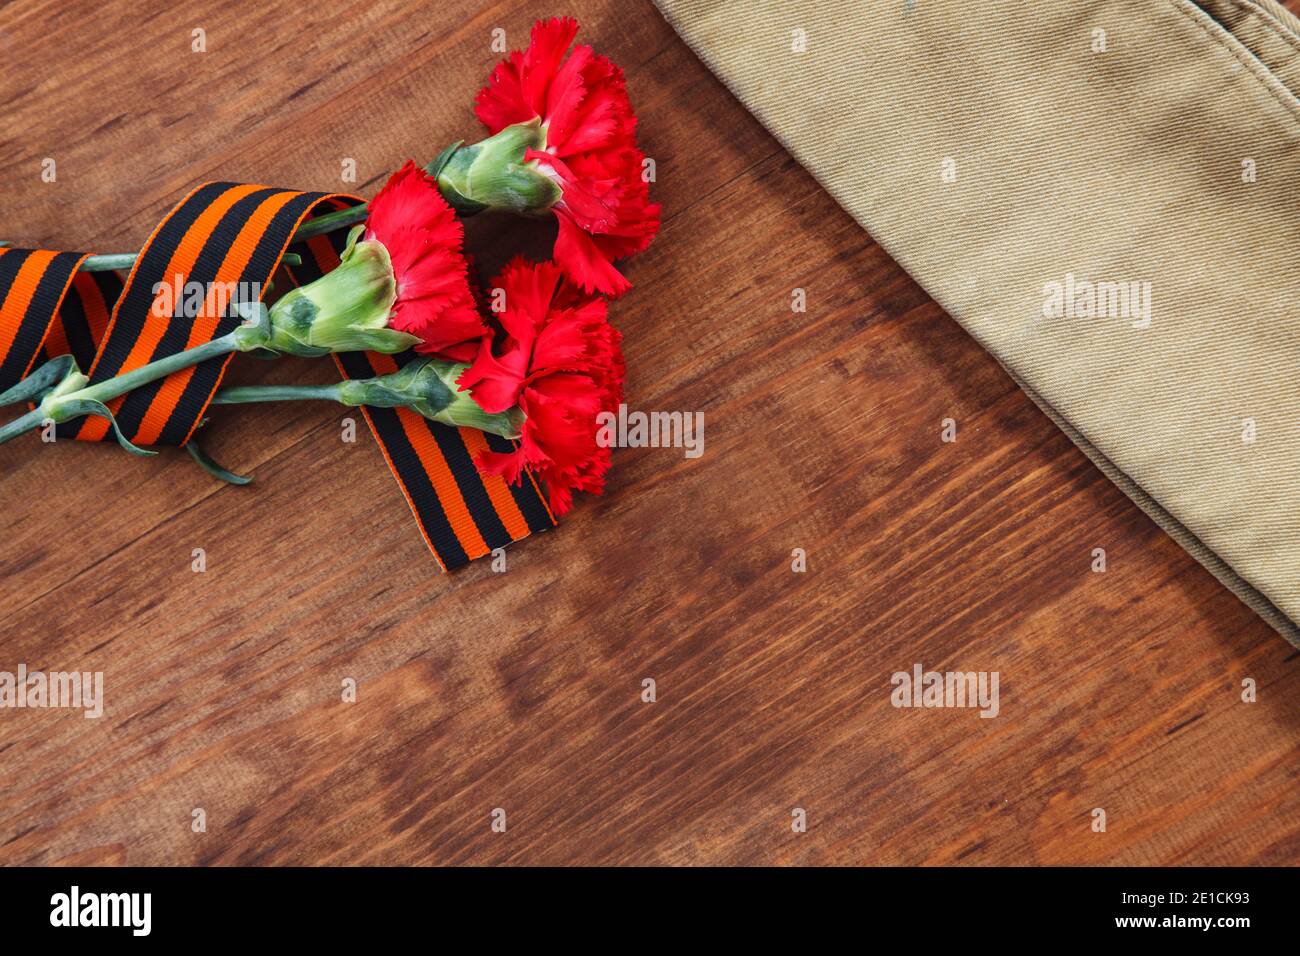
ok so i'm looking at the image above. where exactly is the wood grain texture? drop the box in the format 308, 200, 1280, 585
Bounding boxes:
0, 0, 1297, 866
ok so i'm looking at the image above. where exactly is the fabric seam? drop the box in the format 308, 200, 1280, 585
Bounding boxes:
1231, 0, 1300, 52
1172, 0, 1300, 122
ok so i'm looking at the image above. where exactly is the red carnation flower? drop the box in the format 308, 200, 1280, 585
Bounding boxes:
475, 17, 661, 297
365, 160, 485, 356
457, 258, 624, 516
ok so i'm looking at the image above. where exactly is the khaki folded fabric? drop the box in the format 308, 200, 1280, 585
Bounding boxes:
655, 0, 1300, 646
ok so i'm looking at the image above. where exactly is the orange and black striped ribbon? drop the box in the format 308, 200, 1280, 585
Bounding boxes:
0, 249, 91, 391
0, 184, 554, 569
283, 211, 555, 569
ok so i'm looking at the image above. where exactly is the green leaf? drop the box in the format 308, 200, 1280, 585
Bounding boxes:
230, 301, 275, 351
233, 299, 271, 332
185, 440, 252, 485
0, 355, 76, 407
342, 328, 424, 354
61, 398, 157, 456
426, 140, 466, 180
438, 182, 489, 217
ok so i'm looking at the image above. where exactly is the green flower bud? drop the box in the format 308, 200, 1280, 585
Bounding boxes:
264, 226, 419, 356
36, 366, 89, 423
338, 358, 524, 439
432, 120, 562, 217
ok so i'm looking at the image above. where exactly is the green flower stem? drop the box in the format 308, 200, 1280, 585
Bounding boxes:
77, 253, 145, 273
287, 206, 369, 243
0, 330, 249, 446
72, 332, 243, 406
74, 208, 362, 272
211, 383, 345, 405
69, 178, 374, 273
0, 407, 45, 444
210, 378, 524, 439
23, 206, 369, 273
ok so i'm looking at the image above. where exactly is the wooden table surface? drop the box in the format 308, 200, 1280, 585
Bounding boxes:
1, 0, 1297, 866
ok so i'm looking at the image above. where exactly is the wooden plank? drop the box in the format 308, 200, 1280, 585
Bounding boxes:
0, 0, 1296, 866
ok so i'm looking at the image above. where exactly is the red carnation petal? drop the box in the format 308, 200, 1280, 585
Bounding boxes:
366, 161, 458, 246
541, 43, 593, 153
438, 339, 480, 363
522, 17, 579, 117
474, 17, 581, 133
364, 161, 485, 356
475, 447, 527, 485
458, 337, 530, 414
528, 150, 621, 233
550, 49, 630, 156
530, 313, 593, 372
476, 19, 658, 291
465, 258, 624, 516
498, 255, 565, 340
475, 53, 532, 133
553, 209, 631, 296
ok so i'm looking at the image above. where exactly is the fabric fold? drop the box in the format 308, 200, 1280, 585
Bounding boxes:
655, 0, 1300, 645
